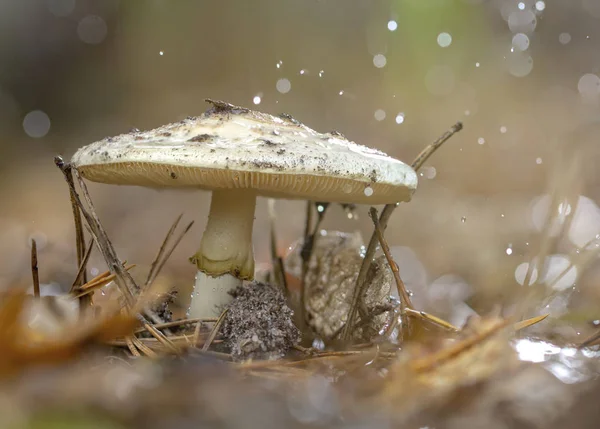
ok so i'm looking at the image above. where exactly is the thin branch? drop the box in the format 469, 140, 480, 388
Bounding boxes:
70, 240, 94, 293
202, 308, 228, 351
410, 122, 463, 171
145, 213, 183, 286
54, 157, 177, 352
31, 239, 40, 298
369, 208, 413, 310
340, 121, 463, 341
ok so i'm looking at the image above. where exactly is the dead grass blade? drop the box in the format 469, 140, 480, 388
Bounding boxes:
513, 314, 549, 331
411, 318, 509, 373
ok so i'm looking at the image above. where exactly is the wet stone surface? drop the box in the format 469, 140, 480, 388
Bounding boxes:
285, 230, 394, 342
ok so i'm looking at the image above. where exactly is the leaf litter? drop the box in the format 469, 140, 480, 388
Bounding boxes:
0, 118, 599, 428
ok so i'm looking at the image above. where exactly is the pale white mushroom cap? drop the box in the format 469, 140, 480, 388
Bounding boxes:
71, 100, 418, 204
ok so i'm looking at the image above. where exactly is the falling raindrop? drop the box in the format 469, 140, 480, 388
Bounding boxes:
374, 109, 386, 121
437, 32, 452, 48
77, 15, 108, 45
559, 33, 571, 45
508, 10, 537, 34
578, 73, 600, 98
373, 54, 387, 68
23, 110, 51, 138
512, 33, 530, 51
276, 78, 291, 94
507, 53, 534, 77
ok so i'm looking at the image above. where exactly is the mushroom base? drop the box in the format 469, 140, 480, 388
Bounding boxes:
188, 271, 241, 318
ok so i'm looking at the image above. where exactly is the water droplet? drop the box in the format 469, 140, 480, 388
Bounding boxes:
212, 288, 216, 292
23, 110, 51, 138
536, 157, 543, 164
535, 1, 545, 11
276, 60, 283, 69
299, 69, 305, 75
559, 32, 571, 45
364, 186, 374, 197
475, 62, 481, 67
593, 320, 600, 326
461, 216, 466, 223
339, 90, 345, 96
387, 20, 398, 31
276, 78, 291, 94
373, 54, 387, 68
518, 2, 526, 10
477, 137, 485, 145
77, 15, 108, 45
437, 32, 452, 48
395, 113, 405, 124
512, 33, 530, 51
317, 204, 325, 213
159, 51, 164, 56
374, 109, 386, 121
318, 70, 324, 77
253, 95, 261, 105
578, 73, 600, 98
500, 126, 508, 133
506, 246, 513, 255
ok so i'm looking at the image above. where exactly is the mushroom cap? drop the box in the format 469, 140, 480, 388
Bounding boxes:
71, 100, 417, 204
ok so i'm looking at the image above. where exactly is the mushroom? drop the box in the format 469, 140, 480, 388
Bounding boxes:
70, 99, 418, 318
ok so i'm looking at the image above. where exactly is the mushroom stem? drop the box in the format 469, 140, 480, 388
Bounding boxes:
188, 188, 257, 318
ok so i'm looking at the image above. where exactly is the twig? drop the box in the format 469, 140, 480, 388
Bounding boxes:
410, 122, 463, 171
268, 198, 287, 291
134, 317, 218, 334
54, 157, 177, 351
202, 308, 228, 351
341, 121, 463, 341
70, 240, 94, 293
300, 202, 329, 326
64, 165, 88, 286
369, 208, 413, 310
31, 239, 39, 298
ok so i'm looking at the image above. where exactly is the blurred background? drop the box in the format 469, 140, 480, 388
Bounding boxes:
2, 0, 600, 333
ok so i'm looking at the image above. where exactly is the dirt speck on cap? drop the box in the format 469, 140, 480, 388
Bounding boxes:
220, 281, 301, 361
